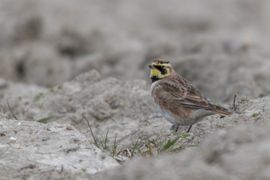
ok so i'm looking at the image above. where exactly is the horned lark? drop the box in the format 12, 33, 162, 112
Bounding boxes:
149, 59, 232, 132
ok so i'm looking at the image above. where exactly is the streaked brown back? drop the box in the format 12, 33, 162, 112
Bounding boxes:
151, 73, 232, 116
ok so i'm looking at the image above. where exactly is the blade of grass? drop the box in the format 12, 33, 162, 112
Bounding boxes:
160, 136, 180, 152
37, 116, 54, 123
103, 129, 109, 150
112, 134, 118, 157
6, 100, 18, 120
82, 114, 99, 148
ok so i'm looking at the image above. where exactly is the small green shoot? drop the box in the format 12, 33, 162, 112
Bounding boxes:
160, 136, 180, 152
252, 112, 260, 118
112, 134, 118, 157
34, 93, 44, 102
251, 112, 262, 121
37, 116, 54, 123
82, 115, 119, 158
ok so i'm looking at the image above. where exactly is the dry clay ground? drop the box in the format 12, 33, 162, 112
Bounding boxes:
1, 0, 270, 179
0, 70, 270, 180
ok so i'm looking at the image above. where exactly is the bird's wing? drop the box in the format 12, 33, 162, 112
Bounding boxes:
156, 78, 232, 116
158, 78, 213, 111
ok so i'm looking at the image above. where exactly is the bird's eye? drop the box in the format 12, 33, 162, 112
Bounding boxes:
153, 65, 167, 75
153, 65, 161, 70
160, 68, 167, 75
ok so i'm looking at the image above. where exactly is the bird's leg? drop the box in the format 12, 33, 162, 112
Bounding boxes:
186, 125, 193, 133
170, 124, 179, 132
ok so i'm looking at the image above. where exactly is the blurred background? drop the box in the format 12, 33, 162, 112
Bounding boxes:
1, 0, 270, 102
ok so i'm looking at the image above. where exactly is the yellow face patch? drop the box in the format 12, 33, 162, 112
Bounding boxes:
150, 68, 162, 78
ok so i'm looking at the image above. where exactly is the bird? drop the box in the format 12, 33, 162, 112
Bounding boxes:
149, 59, 232, 133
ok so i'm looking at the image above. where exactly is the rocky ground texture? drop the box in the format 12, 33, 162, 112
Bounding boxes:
1, 0, 270, 179
0, 70, 269, 179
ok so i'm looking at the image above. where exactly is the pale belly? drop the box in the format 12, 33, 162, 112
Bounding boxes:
156, 104, 214, 126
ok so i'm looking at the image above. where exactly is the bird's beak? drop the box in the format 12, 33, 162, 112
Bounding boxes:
148, 64, 153, 69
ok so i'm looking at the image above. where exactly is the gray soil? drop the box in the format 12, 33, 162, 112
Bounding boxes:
1, 0, 270, 179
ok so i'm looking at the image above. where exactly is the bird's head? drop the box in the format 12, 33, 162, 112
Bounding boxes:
148, 59, 173, 82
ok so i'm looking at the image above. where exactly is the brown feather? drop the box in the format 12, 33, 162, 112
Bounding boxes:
152, 73, 232, 117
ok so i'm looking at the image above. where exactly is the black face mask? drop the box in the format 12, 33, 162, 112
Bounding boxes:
151, 76, 159, 83
153, 65, 167, 75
